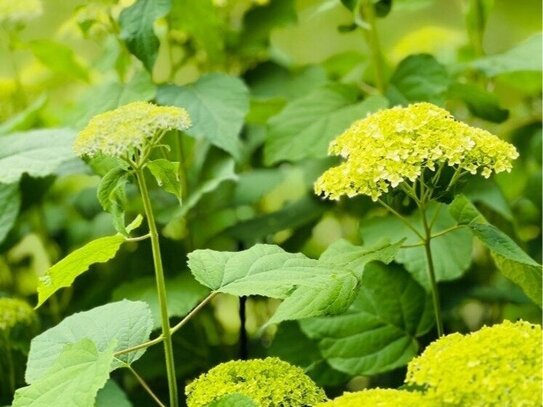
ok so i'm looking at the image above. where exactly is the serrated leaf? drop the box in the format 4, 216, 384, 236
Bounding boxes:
470, 34, 542, 76
119, 0, 171, 71
264, 87, 388, 164
0, 183, 20, 244
95, 380, 133, 407
25, 300, 153, 384
187, 240, 400, 325
147, 159, 182, 203
112, 274, 209, 329
449, 195, 542, 306
29, 40, 89, 81
0, 129, 76, 184
157, 74, 250, 159
13, 339, 115, 407
300, 263, 434, 375
97, 167, 129, 235
360, 203, 473, 289
36, 234, 126, 307
387, 54, 450, 105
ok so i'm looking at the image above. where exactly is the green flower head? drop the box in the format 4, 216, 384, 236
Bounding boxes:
315, 102, 519, 201
316, 389, 431, 407
185, 357, 327, 407
0, 0, 42, 24
0, 297, 36, 332
405, 320, 542, 406
73, 101, 191, 159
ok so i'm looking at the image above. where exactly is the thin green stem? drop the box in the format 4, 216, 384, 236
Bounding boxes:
378, 199, 424, 240
3, 333, 15, 394
420, 202, 444, 337
360, 0, 386, 93
125, 363, 167, 407
125, 233, 151, 242
135, 169, 178, 407
400, 225, 465, 248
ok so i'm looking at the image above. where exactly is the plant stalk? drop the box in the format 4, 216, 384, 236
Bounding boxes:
360, 0, 386, 93
135, 169, 178, 407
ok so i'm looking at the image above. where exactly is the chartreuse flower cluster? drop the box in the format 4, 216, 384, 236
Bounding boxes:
73, 101, 191, 159
0, 298, 36, 332
0, 0, 42, 24
185, 357, 327, 407
317, 388, 431, 407
406, 320, 542, 406
315, 102, 519, 201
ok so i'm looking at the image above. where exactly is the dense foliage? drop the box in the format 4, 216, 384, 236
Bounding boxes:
0, 0, 541, 406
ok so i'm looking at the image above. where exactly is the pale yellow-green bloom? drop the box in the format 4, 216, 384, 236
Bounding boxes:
406, 320, 542, 406
185, 357, 327, 407
74, 101, 191, 159
315, 102, 519, 201
316, 388, 431, 407
0, 0, 42, 24
0, 297, 36, 332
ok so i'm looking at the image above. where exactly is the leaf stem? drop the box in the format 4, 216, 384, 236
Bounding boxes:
360, 0, 386, 93
378, 199, 425, 240
125, 363, 167, 407
400, 225, 465, 248
135, 168, 178, 407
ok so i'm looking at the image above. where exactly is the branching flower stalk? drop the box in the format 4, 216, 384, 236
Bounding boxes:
315, 102, 518, 336
75, 101, 191, 407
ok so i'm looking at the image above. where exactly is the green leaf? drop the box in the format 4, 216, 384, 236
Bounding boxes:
95, 380, 133, 407
13, 339, 115, 407
360, 203, 473, 289
300, 263, 434, 375
36, 234, 126, 307
0, 183, 20, 244
25, 300, 153, 383
387, 54, 450, 105
119, 0, 171, 71
29, 40, 89, 81
112, 274, 209, 330
147, 159, 182, 203
470, 34, 542, 76
208, 394, 258, 407
187, 240, 400, 325
449, 195, 542, 306
0, 129, 76, 184
0, 95, 47, 135
225, 195, 328, 243
97, 167, 129, 235
265, 87, 388, 164
448, 82, 508, 123
157, 74, 250, 159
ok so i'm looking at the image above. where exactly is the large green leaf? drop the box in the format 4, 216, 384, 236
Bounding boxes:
157, 74, 250, 159
360, 203, 473, 290
449, 195, 542, 306
470, 34, 542, 76
0, 129, 76, 184
187, 240, 401, 325
25, 300, 153, 384
300, 263, 434, 375
112, 274, 210, 329
36, 234, 126, 307
95, 380, 133, 407
147, 159, 182, 203
29, 40, 89, 81
387, 54, 450, 105
448, 82, 509, 123
13, 339, 115, 407
119, 0, 171, 71
264, 87, 388, 164
0, 183, 20, 244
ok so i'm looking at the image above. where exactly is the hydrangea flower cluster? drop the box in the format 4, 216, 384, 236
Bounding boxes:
185, 357, 327, 407
73, 101, 191, 159
315, 103, 519, 201
0, 298, 36, 332
317, 389, 431, 407
0, 0, 42, 24
406, 320, 542, 406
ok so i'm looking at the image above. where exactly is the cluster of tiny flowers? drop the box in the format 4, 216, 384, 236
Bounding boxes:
316, 389, 431, 407
185, 357, 327, 407
73, 101, 191, 158
405, 320, 542, 406
314, 103, 519, 201
0, 0, 42, 24
0, 298, 36, 332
